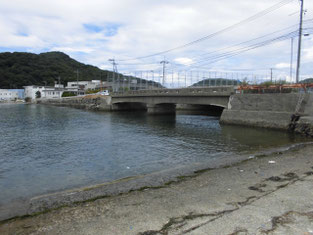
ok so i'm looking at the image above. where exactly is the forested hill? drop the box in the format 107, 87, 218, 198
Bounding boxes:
0, 51, 114, 89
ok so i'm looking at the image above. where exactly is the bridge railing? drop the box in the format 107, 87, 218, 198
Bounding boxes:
112, 86, 236, 97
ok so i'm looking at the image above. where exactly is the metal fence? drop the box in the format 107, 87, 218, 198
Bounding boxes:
108, 70, 276, 92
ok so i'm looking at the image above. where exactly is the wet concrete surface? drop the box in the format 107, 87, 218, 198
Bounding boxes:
1, 144, 313, 235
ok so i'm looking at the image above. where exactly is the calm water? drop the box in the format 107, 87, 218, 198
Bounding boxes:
0, 104, 308, 204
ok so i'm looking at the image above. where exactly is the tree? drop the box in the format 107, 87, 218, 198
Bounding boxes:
35, 91, 41, 98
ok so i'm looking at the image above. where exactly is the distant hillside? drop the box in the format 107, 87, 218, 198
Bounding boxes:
190, 78, 241, 87
0, 52, 115, 89
300, 78, 313, 84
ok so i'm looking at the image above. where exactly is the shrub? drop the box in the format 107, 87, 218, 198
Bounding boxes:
25, 97, 31, 102
62, 91, 77, 97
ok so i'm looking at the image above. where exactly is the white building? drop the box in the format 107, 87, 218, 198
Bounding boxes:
24, 83, 84, 100
0, 89, 19, 101
24, 85, 65, 99
42, 86, 64, 99
66, 80, 102, 91
24, 86, 46, 100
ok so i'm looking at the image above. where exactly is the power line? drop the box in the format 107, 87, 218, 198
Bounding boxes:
171, 24, 300, 69
119, 21, 313, 70
118, 26, 312, 72
184, 31, 299, 68
185, 31, 301, 70
117, 20, 313, 70
117, 0, 294, 62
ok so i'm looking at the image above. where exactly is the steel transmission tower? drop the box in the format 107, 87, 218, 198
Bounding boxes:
160, 59, 169, 86
108, 59, 118, 73
108, 59, 118, 91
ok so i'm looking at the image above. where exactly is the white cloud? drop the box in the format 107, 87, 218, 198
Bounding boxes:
275, 63, 290, 69
174, 57, 193, 66
51, 47, 94, 54
303, 46, 313, 61
0, 0, 312, 77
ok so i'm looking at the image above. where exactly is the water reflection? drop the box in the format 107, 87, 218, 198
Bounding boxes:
0, 104, 309, 204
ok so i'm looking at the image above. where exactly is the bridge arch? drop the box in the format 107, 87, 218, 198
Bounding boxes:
111, 87, 234, 114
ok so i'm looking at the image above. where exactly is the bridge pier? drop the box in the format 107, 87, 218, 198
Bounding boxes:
147, 104, 176, 115
112, 102, 147, 111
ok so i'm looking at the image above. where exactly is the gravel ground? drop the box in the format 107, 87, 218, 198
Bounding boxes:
1, 144, 313, 235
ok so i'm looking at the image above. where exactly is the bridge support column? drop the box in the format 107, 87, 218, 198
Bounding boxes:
111, 103, 147, 111
147, 104, 176, 115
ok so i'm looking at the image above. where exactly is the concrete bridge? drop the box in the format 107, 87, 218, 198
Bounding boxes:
111, 86, 235, 114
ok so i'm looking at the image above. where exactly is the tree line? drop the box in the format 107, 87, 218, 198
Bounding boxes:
0, 51, 115, 89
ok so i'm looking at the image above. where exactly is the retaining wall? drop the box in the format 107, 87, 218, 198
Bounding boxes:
220, 93, 313, 137
37, 96, 112, 111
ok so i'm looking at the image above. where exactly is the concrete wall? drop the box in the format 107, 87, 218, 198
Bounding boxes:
304, 94, 313, 116
226, 93, 302, 112
220, 93, 313, 134
295, 94, 313, 137
37, 96, 111, 111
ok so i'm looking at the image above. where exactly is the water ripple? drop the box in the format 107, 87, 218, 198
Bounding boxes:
0, 104, 309, 203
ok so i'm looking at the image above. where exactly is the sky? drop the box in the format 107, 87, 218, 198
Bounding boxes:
0, 0, 313, 83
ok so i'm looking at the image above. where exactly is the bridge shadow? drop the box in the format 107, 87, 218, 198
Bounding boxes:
112, 102, 224, 117
176, 104, 224, 117
112, 102, 147, 111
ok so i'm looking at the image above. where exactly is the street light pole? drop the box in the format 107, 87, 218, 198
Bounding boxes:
296, 0, 304, 83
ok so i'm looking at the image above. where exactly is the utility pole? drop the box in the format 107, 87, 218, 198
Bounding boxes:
296, 0, 304, 83
160, 59, 169, 86
75, 69, 79, 96
270, 68, 273, 82
290, 37, 294, 82
58, 76, 61, 98
108, 59, 118, 92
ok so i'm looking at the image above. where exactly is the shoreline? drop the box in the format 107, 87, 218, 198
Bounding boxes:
1, 142, 313, 234
1, 142, 310, 221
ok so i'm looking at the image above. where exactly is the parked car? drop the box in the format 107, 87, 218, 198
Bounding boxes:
97, 90, 109, 96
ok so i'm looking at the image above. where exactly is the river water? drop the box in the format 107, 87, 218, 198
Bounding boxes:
0, 104, 308, 205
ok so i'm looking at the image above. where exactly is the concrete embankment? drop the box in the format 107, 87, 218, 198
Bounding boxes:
220, 93, 313, 137
36, 95, 112, 111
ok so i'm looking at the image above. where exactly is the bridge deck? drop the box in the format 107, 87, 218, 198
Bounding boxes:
112, 86, 236, 97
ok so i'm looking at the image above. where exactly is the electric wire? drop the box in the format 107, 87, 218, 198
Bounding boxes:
170, 24, 300, 69
185, 31, 300, 71
116, 0, 295, 62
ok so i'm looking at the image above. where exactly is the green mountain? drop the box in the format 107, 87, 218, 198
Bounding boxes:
190, 78, 241, 87
0, 51, 115, 89
300, 78, 313, 84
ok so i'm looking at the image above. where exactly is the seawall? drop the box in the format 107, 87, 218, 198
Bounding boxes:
220, 93, 313, 137
36, 95, 112, 111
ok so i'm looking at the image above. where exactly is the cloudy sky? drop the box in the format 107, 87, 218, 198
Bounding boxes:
0, 0, 312, 82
